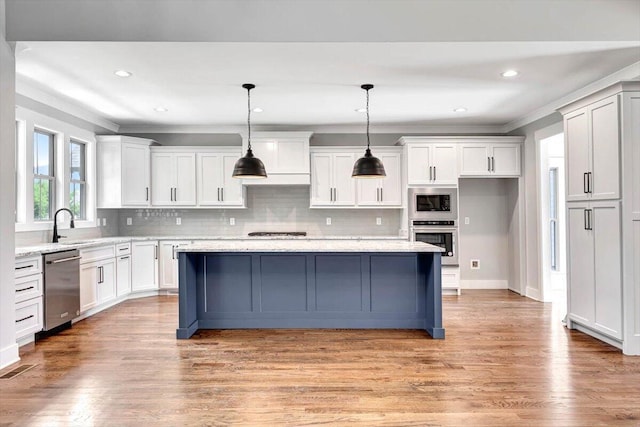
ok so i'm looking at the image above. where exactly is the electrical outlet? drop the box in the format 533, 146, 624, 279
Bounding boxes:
176, 217, 182, 225
465, 217, 470, 225
471, 259, 480, 269
102, 218, 106, 226
230, 217, 235, 226
126, 217, 132, 226
326, 217, 332, 226
376, 217, 382, 226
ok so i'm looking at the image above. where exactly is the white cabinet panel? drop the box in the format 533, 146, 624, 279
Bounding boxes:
249, 140, 277, 173
406, 145, 431, 185
151, 151, 196, 206
242, 133, 311, 185
196, 151, 245, 207
459, 144, 520, 177
277, 140, 308, 173
96, 259, 116, 305
80, 262, 98, 313
15, 298, 43, 340
492, 145, 520, 176
151, 153, 174, 205
357, 178, 379, 206
459, 145, 490, 176
174, 153, 197, 205
567, 203, 594, 325
116, 254, 131, 297
332, 153, 356, 205
406, 144, 457, 185
565, 110, 590, 201
431, 145, 458, 185
131, 241, 158, 292
121, 143, 151, 206
590, 97, 620, 200
357, 153, 402, 207
311, 153, 333, 206
159, 241, 189, 290
221, 154, 244, 205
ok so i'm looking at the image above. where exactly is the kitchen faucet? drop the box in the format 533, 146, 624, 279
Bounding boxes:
52, 208, 75, 243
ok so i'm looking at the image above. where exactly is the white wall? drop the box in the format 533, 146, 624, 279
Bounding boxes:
0, 0, 20, 369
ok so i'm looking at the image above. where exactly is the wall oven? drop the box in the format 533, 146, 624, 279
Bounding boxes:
411, 220, 458, 266
408, 187, 458, 221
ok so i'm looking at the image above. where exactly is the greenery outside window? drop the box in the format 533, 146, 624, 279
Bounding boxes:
69, 140, 86, 220
33, 129, 55, 221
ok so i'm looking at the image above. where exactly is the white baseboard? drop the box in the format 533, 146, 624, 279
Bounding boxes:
0, 343, 20, 370
460, 280, 508, 290
526, 286, 543, 301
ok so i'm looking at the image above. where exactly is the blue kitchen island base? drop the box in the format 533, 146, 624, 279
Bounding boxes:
177, 251, 444, 339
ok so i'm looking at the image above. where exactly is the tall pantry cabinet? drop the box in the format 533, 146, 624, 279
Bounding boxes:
559, 81, 640, 355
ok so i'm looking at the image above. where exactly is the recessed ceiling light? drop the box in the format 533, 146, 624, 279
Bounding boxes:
453, 107, 467, 113
252, 107, 264, 113
501, 70, 519, 78
154, 106, 168, 112
114, 70, 132, 78
355, 108, 367, 113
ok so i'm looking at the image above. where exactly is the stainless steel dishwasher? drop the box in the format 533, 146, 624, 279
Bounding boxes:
43, 249, 81, 331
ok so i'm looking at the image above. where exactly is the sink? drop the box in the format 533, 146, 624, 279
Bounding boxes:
58, 239, 98, 246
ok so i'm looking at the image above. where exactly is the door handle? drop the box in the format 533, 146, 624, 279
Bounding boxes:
120, 256, 129, 260
16, 286, 35, 293
47, 255, 82, 264
15, 264, 34, 270
16, 314, 35, 323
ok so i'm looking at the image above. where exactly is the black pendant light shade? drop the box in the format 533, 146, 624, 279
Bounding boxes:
352, 84, 386, 178
232, 83, 267, 179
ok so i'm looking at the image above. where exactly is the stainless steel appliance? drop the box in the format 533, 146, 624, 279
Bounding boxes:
411, 220, 459, 266
42, 249, 81, 331
408, 187, 458, 221
248, 232, 307, 237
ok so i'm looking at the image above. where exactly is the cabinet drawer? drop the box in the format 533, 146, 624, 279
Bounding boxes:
80, 245, 116, 264
116, 242, 131, 256
15, 274, 43, 303
15, 256, 42, 278
15, 297, 43, 340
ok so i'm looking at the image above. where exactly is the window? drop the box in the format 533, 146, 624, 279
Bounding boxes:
549, 167, 559, 271
69, 140, 86, 220
33, 129, 55, 221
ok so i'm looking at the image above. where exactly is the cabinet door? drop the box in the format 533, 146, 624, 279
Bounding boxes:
332, 153, 356, 205
80, 263, 98, 313
131, 241, 158, 292
197, 153, 222, 205
310, 153, 333, 206
459, 145, 490, 176
122, 144, 150, 206
357, 179, 381, 206
407, 145, 431, 185
589, 96, 620, 200
431, 144, 458, 184
567, 203, 594, 325
116, 255, 131, 297
565, 109, 590, 202
151, 153, 174, 205
97, 259, 116, 304
159, 241, 187, 290
491, 144, 520, 176
221, 154, 244, 206
379, 153, 402, 206
592, 202, 622, 339
173, 153, 196, 205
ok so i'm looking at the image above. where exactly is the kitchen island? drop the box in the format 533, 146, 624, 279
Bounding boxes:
175, 240, 445, 339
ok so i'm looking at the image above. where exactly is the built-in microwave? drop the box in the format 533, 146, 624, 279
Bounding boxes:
408, 187, 458, 221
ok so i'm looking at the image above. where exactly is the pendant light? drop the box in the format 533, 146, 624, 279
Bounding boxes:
352, 84, 386, 178
232, 83, 267, 179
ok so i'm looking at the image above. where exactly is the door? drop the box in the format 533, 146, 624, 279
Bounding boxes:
332, 153, 356, 205
589, 96, 620, 201
121, 144, 150, 206
151, 153, 174, 205
197, 153, 222, 205
431, 145, 458, 184
567, 203, 594, 325
379, 153, 401, 206
310, 153, 332, 206
174, 153, 196, 205
79, 262, 98, 313
407, 145, 431, 185
116, 254, 131, 297
131, 241, 158, 291
565, 109, 590, 202
592, 202, 622, 339
221, 154, 243, 205
491, 145, 520, 176
459, 145, 490, 176
96, 259, 116, 304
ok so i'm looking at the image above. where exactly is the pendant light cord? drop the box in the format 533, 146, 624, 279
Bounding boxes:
247, 86, 252, 151
365, 87, 371, 151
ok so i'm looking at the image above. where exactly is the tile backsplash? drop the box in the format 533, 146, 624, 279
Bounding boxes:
117, 186, 402, 237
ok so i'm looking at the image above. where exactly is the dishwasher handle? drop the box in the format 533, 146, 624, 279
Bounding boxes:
47, 255, 82, 264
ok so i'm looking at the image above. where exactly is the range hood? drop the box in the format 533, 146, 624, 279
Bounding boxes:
240, 132, 311, 185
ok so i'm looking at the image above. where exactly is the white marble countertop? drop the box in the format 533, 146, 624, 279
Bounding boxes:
15, 235, 408, 257
175, 239, 443, 253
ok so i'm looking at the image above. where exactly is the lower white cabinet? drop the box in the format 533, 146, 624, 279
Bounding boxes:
131, 240, 159, 292
80, 257, 116, 313
159, 241, 189, 290
567, 201, 622, 339
15, 298, 43, 340
116, 253, 131, 297
14, 255, 44, 341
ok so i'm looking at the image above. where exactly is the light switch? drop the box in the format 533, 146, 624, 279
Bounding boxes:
376, 217, 382, 225
326, 217, 332, 225
230, 218, 235, 226
126, 217, 132, 226
464, 217, 470, 225
176, 217, 182, 225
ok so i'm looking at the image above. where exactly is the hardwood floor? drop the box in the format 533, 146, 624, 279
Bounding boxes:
1, 290, 639, 426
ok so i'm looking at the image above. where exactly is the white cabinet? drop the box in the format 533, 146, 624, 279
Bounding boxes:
567, 201, 622, 339
197, 149, 245, 207
459, 143, 521, 177
159, 241, 189, 290
131, 240, 159, 292
241, 132, 311, 185
310, 150, 356, 207
150, 149, 197, 206
79, 246, 117, 313
96, 259, 116, 304
14, 255, 43, 341
115, 242, 131, 297
564, 95, 620, 202
356, 151, 402, 207
97, 135, 154, 208
403, 141, 458, 185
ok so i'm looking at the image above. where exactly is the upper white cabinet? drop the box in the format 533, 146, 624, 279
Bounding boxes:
97, 136, 155, 208
196, 148, 245, 207
356, 150, 402, 207
458, 139, 522, 177
310, 149, 357, 207
150, 148, 197, 206
397, 138, 458, 185
563, 95, 620, 202
241, 132, 311, 185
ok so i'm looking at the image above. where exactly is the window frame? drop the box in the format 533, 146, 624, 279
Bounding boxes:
69, 139, 87, 220
32, 128, 56, 222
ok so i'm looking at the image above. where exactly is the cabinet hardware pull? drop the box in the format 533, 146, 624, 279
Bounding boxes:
588, 209, 593, 230
587, 172, 592, 194
429, 166, 433, 181
15, 265, 34, 270
120, 256, 129, 260
146, 187, 149, 201
16, 314, 34, 323
221, 187, 224, 202
584, 209, 589, 230
154, 245, 158, 260
584, 172, 588, 193
433, 166, 437, 181
172, 245, 175, 260
16, 286, 35, 292
380, 188, 383, 202
174, 187, 177, 201
47, 255, 82, 264
119, 247, 128, 251
488, 157, 491, 172
217, 187, 220, 202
